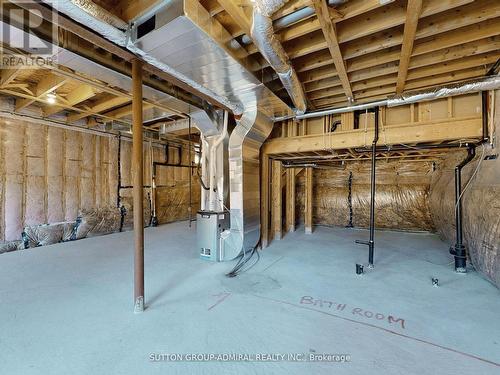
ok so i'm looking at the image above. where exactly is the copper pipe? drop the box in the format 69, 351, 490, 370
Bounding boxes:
132, 59, 145, 313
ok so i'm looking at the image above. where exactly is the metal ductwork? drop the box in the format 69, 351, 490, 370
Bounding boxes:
38, 0, 291, 258
277, 75, 500, 121
221, 109, 273, 260
242, 0, 355, 44
65, 0, 128, 30
45, 0, 243, 115
386, 75, 500, 106
251, 0, 307, 114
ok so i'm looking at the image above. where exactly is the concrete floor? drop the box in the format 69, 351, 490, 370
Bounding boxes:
1, 222, 499, 375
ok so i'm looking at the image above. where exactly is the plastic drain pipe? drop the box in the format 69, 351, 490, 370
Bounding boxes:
355, 106, 379, 268
450, 145, 476, 273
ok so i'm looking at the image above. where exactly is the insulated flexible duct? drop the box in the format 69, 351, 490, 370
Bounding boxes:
276, 75, 500, 121
251, 0, 307, 114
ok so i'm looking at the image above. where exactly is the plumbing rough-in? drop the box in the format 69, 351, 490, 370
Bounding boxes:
450, 145, 476, 273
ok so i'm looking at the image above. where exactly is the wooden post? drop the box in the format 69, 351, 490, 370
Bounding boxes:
132, 59, 144, 314
271, 160, 282, 240
286, 169, 295, 233
305, 167, 313, 234
260, 154, 270, 248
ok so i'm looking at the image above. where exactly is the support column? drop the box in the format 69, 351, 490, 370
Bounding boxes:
271, 160, 282, 240
305, 167, 313, 234
261, 153, 270, 248
132, 59, 144, 313
286, 169, 295, 232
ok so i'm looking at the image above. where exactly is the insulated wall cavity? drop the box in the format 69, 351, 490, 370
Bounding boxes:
0, 118, 118, 242
0, 116, 201, 244
429, 90, 500, 288
295, 160, 435, 232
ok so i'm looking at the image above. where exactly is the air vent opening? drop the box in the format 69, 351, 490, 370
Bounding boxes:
136, 15, 156, 39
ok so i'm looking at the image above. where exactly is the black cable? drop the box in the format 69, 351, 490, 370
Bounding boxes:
225, 241, 261, 278
195, 162, 210, 190
346, 171, 353, 228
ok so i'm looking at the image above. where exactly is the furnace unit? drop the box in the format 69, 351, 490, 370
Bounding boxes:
197, 211, 229, 262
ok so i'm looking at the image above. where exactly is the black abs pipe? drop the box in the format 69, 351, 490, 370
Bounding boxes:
355, 106, 379, 267
450, 145, 476, 273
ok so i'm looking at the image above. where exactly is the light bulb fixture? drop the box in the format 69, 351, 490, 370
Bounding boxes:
46, 93, 57, 104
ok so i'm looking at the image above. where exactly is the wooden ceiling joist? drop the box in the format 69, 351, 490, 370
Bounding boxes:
67, 96, 131, 123
0, 68, 22, 87
44, 85, 100, 116
215, 0, 251, 36
15, 74, 69, 111
395, 0, 422, 93
311, 0, 353, 101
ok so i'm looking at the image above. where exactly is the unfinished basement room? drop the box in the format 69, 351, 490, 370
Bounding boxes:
1, 0, 499, 374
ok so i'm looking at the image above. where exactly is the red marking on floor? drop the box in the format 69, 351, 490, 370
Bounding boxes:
251, 293, 500, 368
208, 292, 231, 311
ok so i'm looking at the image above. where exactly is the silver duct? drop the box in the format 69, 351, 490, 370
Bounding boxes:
241, 0, 355, 44
277, 75, 500, 121
220, 110, 273, 260
251, 0, 307, 114
46, 0, 243, 115
67, 0, 128, 30
387, 75, 500, 107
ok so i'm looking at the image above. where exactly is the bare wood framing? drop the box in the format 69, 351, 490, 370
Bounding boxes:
305, 167, 313, 234
261, 153, 270, 248
271, 159, 283, 241
396, 0, 423, 93
311, 0, 353, 100
286, 168, 296, 233
263, 117, 483, 155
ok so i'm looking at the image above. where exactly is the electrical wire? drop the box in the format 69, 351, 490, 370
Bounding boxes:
225, 242, 261, 278
196, 163, 210, 190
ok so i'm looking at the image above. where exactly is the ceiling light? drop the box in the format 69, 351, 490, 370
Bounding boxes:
46, 93, 57, 104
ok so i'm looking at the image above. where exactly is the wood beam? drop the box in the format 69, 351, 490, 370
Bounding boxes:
67, 96, 130, 123
263, 117, 483, 155
271, 160, 283, 241
103, 102, 154, 119
0, 68, 22, 87
261, 153, 270, 248
15, 74, 68, 111
0, 88, 129, 124
258, 0, 499, 73
216, 0, 251, 36
311, 0, 353, 100
305, 167, 313, 234
249, 0, 474, 56
406, 52, 499, 81
132, 59, 144, 314
44, 85, 100, 116
396, 0, 423, 94
286, 168, 296, 233
404, 66, 488, 91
